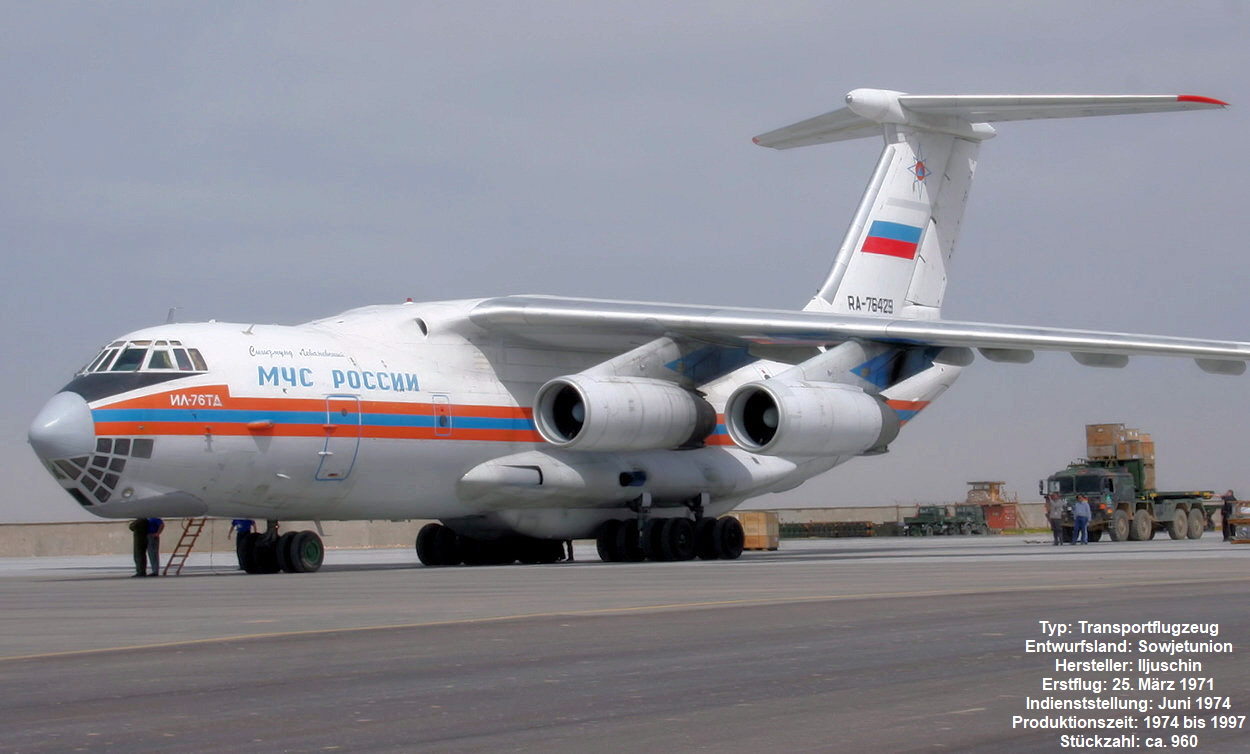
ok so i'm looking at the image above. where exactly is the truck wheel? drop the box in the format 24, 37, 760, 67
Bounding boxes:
1129, 510, 1151, 541
1187, 509, 1205, 539
1109, 510, 1130, 542
1167, 510, 1187, 540
1087, 529, 1102, 543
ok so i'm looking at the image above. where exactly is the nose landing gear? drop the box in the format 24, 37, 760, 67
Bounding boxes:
239, 523, 324, 574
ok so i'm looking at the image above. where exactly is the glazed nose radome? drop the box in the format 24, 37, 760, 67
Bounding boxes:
29, 392, 96, 462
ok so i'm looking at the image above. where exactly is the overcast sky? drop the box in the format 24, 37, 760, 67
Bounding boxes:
4, 2, 1250, 523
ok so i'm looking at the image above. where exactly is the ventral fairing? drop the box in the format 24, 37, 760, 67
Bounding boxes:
28, 89, 1244, 572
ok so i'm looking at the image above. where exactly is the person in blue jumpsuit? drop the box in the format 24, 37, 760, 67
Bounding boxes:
1071, 496, 1091, 545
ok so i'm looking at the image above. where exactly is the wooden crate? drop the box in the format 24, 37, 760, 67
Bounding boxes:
732, 511, 780, 551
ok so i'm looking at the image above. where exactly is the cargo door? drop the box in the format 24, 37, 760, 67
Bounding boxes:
317, 395, 361, 481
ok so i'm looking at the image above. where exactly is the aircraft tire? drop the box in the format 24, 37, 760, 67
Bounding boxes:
291, 531, 324, 573
614, 521, 645, 562
249, 535, 281, 574
459, 537, 487, 565
694, 518, 719, 560
596, 520, 622, 562
641, 519, 667, 561
714, 516, 745, 560
276, 531, 299, 573
1129, 510, 1151, 541
1187, 509, 1205, 539
239, 532, 260, 573
417, 523, 449, 566
1167, 510, 1188, 540
660, 518, 695, 562
437, 525, 462, 566
1108, 510, 1130, 541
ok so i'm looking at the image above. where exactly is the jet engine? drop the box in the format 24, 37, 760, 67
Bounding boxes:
533, 375, 716, 451
724, 380, 900, 457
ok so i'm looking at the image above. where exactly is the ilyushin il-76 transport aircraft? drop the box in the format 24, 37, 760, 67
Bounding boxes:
28, 89, 1247, 573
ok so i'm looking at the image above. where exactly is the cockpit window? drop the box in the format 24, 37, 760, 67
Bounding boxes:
147, 350, 173, 370
86, 348, 118, 373
80, 339, 209, 376
110, 348, 147, 372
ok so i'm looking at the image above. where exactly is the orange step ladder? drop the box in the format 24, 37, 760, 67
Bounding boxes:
163, 517, 208, 575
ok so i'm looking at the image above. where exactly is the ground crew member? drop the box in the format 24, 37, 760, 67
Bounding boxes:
1221, 491, 1236, 541
1072, 495, 1091, 545
146, 517, 164, 576
129, 518, 148, 576
1045, 493, 1065, 546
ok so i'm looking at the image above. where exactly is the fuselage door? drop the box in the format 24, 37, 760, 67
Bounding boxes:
317, 395, 361, 481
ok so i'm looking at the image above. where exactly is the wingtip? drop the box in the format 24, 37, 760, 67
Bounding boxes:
1178, 94, 1230, 107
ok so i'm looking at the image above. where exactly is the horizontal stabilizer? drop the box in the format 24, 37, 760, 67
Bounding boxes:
753, 89, 1228, 148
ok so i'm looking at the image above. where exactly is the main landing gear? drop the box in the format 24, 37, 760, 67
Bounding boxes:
416, 523, 566, 566
414, 514, 745, 567
239, 525, 325, 574
594, 516, 744, 562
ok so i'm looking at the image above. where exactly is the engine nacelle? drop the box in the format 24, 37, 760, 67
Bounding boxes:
724, 380, 900, 457
533, 375, 716, 451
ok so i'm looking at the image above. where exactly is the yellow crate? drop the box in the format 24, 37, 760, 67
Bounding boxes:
732, 511, 779, 551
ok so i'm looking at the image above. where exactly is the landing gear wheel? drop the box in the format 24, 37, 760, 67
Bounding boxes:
714, 516, 745, 560
660, 518, 695, 562
276, 531, 299, 573
596, 520, 622, 562
1129, 509, 1151, 541
244, 533, 281, 574
694, 518, 719, 560
1167, 510, 1188, 540
614, 521, 645, 562
641, 519, 667, 561
416, 523, 461, 566
290, 531, 324, 573
239, 532, 259, 573
1187, 509, 1205, 539
1109, 509, 1130, 541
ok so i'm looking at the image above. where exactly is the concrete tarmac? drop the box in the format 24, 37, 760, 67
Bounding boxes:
1, 536, 1247, 752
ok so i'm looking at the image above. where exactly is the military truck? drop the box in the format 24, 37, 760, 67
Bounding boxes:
901, 505, 954, 536
1042, 424, 1217, 543
951, 504, 991, 535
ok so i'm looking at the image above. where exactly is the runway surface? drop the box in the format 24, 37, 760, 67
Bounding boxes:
1, 536, 1247, 752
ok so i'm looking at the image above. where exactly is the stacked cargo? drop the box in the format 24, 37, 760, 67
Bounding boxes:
1085, 423, 1157, 489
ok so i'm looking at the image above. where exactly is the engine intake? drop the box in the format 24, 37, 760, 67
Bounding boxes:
725, 380, 900, 457
533, 375, 716, 452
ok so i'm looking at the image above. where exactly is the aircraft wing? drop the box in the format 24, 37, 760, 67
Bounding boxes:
469, 295, 1250, 375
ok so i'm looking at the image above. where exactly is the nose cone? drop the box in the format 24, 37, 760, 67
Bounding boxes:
29, 392, 96, 461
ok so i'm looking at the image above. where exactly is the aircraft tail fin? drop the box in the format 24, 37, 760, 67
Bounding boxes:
754, 90, 1227, 320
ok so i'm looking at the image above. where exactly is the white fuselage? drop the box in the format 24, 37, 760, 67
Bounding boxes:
32, 299, 867, 539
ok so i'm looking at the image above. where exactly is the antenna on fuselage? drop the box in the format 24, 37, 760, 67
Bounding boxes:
165, 307, 181, 324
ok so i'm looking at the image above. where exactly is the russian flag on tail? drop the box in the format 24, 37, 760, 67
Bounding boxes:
861, 220, 922, 260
